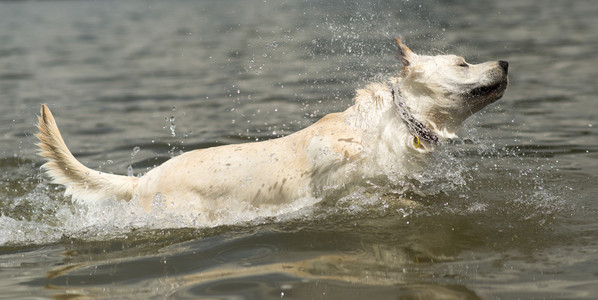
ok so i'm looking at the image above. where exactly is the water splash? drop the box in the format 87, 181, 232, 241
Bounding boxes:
128, 146, 141, 176
0, 140, 562, 247
0, 116, 563, 247
131, 146, 141, 158
0, 165, 323, 246
168, 116, 176, 137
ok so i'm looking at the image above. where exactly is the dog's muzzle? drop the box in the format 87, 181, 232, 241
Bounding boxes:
498, 60, 509, 73
468, 61, 509, 100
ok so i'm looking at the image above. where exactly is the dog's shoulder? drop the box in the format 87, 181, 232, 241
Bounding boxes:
303, 112, 364, 161
354, 82, 395, 113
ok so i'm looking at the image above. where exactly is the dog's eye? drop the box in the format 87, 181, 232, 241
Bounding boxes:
458, 62, 469, 67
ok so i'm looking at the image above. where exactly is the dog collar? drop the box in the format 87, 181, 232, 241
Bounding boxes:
391, 87, 440, 149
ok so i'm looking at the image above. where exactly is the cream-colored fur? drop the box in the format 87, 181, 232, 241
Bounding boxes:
37, 38, 508, 217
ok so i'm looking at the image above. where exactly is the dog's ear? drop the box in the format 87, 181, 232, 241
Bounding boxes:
395, 37, 416, 67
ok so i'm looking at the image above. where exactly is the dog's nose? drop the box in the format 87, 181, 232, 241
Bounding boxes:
498, 60, 509, 73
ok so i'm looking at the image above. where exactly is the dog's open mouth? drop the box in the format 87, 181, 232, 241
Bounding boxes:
468, 80, 508, 99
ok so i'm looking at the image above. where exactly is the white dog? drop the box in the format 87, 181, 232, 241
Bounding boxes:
37, 38, 508, 217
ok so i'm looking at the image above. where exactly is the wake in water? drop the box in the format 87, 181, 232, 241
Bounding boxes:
0, 127, 563, 248
0, 167, 320, 246
0, 139, 566, 247
0, 153, 409, 246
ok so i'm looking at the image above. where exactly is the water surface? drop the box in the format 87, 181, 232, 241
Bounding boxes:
0, 0, 597, 299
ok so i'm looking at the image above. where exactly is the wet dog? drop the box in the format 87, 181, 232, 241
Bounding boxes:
37, 38, 508, 217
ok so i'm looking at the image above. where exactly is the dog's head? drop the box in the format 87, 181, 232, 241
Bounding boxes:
395, 38, 508, 138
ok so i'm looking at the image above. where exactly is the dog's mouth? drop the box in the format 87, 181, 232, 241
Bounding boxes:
468, 79, 508, 99
460, 78, 508, 115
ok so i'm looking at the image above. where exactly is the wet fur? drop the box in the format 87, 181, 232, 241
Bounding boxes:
37, 38, 508, 216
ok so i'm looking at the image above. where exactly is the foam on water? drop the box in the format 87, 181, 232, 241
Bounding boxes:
0, 176, 323, 246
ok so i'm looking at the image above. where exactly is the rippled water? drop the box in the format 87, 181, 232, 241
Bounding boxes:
1, 0, 597, 299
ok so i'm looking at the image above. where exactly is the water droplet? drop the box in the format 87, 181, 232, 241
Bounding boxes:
168, 116, 176, 137
131, 146, 140, 158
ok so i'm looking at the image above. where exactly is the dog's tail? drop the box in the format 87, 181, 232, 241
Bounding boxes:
37, 104, 138, 202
